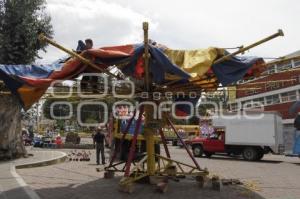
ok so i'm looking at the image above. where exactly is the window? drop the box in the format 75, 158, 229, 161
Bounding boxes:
281, 91, 297, 102
266, 94, 280, 105
294, 59, 300, 67
277, 61, 292, 71
253, 97, 265, 107
267, 65, 276, 74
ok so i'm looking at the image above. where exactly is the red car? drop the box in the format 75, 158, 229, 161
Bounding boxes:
186, 131, 225, 158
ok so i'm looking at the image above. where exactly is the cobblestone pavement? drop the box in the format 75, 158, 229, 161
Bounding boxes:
17, 146, 300, 199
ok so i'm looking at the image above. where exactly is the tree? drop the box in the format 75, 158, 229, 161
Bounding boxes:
0, 0, 53, 64
0, 0, 53, 159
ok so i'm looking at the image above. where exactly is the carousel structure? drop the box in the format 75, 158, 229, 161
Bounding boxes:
0, 22, 285, 193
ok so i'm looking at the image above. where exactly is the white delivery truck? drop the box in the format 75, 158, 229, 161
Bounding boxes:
189, 111, 284, 161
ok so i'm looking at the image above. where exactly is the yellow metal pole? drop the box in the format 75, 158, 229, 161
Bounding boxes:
145, 120, 156, 175
143, 22, 150, 91
38, 33, 120, 79
213, 29, 284, 65
142, 22, 156, 175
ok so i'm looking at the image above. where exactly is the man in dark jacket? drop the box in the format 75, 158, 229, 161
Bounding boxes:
93, 128, 106, 165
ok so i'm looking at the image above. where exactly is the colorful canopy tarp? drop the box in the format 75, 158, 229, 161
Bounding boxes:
164, 47, 219, 78
0, 42, 264, 110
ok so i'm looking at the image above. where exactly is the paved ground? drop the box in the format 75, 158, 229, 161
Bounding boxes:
16, 146, 300, 199
0, 148, 66, 199
172, 146, 300, 199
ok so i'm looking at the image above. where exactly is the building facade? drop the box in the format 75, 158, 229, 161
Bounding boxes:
228, 50, 300, 127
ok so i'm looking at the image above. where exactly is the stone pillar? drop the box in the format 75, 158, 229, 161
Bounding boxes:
0, 94, 26, 159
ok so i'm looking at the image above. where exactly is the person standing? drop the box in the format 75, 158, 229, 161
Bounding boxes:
93, 128, 106, 165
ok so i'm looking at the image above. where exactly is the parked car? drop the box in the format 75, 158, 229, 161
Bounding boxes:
32, 136, 53, 147
32, 136, 43, 147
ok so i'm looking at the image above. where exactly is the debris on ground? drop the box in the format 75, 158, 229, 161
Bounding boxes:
242, 180, 261, 192
67, 150, 91, 161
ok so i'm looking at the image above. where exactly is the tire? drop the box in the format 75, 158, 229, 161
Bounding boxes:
242, 147, 258, 161
193, 145, 203, 157
204, 152, 214, 158
255, 151, 264, 161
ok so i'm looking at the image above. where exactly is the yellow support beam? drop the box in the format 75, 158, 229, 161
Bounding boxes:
38, 33, 120, 79
142, 22, 156, 176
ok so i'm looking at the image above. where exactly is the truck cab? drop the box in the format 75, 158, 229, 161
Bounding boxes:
188, 129, 225, 157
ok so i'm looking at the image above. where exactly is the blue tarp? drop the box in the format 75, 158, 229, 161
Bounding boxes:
212, 56, 263, 86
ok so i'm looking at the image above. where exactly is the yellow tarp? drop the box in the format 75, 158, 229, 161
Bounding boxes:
164, 47, 220, 78
227, 86, 237, 102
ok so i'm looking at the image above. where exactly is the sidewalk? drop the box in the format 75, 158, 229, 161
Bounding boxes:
0, 148, 67, 199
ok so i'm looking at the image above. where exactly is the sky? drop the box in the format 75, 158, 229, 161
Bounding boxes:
39, 0, 300, 64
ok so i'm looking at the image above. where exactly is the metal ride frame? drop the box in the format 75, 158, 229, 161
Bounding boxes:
103, 23, 284, 193
103, 22, 209, 193
38, 22, 284, 193
104, 104, 209, 192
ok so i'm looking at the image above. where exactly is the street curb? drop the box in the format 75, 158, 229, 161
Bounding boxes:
10, 151, 67, 199
10, 165, 41, 199
15, 151, 67, 169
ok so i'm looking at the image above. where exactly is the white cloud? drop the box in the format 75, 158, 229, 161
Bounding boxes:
39, 0, 157, 63
39, 0, 300, 63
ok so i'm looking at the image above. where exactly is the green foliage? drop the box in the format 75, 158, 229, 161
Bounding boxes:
42, 96, 116, 127
0, 0, 53, 64
56, 119, 65, 131
42, 98, 73, 119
